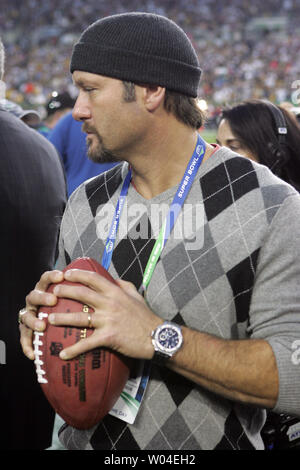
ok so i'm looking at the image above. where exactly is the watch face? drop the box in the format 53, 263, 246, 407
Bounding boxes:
156, 324, 182, 353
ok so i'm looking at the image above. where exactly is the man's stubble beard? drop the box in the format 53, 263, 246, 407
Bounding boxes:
86, 130, 121, 164
83, 83, 136, 164
87, 133, 121, 164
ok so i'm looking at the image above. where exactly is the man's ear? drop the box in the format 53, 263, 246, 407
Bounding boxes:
141, 85, 166, 112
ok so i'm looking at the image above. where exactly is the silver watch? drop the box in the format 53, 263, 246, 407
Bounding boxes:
151, 321, 183, 365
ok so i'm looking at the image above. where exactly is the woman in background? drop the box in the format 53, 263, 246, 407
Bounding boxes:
216, 99, 300, 192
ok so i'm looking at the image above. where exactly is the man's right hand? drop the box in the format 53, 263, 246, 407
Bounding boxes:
19, 270, 64, 360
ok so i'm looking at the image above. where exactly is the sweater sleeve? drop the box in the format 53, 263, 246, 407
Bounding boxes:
54, 183, 85, 271
248, 193, 300, 416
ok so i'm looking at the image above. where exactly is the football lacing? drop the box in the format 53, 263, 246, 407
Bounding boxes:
33, 312, 48, 384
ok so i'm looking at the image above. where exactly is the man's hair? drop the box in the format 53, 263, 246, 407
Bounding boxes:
0, 38, 5, 80
122, 81, 205, 130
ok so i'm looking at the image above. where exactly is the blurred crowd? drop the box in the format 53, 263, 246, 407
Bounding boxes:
1, 0, 300, 119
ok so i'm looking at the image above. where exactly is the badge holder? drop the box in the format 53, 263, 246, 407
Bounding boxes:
109, 359, 151, 424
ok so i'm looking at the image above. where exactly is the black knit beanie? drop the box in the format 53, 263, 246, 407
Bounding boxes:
70, 12, 201, 97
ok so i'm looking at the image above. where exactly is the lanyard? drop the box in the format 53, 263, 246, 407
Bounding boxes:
101, 169, 132, 270
101, 134, 206, 291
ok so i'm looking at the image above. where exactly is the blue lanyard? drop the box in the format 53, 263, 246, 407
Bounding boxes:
162, 135, 206, 247
101, 169, 132, 270
101, 134, 206, 277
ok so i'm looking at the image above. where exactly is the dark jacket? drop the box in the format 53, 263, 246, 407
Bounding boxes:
0, 110, 66, 449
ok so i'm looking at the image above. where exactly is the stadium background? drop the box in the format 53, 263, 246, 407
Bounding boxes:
1, 0, 300, 143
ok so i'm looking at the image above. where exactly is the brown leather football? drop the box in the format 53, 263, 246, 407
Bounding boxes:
33, 257, 130, 429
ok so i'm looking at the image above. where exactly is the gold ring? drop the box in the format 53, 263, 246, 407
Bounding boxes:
87, 313, 93, 329
18, 308, 27, 325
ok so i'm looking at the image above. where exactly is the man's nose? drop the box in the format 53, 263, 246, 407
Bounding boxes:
72, 93, 91, 121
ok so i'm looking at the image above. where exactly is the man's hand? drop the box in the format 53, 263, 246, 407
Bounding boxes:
19, 267, 279, 409
47, 268, 162, 361
19, 270, 64, 360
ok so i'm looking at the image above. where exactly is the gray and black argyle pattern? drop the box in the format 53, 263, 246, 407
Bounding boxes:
56, 146, 300, 450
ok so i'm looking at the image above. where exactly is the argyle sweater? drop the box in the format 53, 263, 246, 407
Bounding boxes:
56, 146, 300, 450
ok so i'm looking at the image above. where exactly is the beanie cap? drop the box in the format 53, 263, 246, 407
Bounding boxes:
70, 12, 201, 97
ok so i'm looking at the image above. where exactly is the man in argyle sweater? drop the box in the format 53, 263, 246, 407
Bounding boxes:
20, 13, 300, 450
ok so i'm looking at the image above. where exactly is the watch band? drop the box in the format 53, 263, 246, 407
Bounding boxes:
152, 349, 171, 366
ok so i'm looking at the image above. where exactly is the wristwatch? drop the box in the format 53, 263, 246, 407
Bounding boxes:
151, 321, 183, 365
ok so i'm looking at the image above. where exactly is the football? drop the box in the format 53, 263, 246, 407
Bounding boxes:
33, 257, 130, 430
